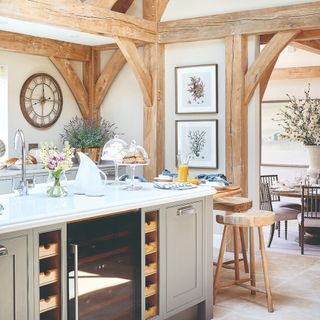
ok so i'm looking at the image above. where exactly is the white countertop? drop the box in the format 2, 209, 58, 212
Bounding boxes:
0, 182, 214, 234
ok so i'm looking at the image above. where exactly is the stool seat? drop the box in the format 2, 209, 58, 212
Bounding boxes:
216, 209, 275, 227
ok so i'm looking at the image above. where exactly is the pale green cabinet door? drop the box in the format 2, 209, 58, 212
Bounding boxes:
165, 201, 204, 313
0, 236, 29, 320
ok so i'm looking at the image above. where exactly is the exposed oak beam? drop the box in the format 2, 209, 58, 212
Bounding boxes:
159, 1, 320, 43
0, 30, 91, 61
260, 29, 320, 44
0, 0, 156, 43
225, 35, 248, 196
270, 66, 320, 80
158, 0, 170, 21
111, 0, 135, 13
95, 49, 126, 108
245, 30, 300, 106
143, 0, 166, 180
115, 36, 153, 107
50, 57, 89, 118
260, 57, 279, 102
292, 40, 320, 55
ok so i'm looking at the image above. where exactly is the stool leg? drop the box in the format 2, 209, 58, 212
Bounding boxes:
249, 226, 256, 295
233, 226, 240, 280
214, 225, 229, 302
239, 227, 249, 273
258, 227, 274, 313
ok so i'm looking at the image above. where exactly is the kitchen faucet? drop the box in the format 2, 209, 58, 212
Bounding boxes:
14, 129, 28, 196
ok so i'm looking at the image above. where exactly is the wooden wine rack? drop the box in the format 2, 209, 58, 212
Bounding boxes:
144, 211, 159, 319
38, 230, 62, 320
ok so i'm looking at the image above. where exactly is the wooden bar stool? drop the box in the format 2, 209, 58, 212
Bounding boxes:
214, 209, 275, 313
213, 196, 253, 274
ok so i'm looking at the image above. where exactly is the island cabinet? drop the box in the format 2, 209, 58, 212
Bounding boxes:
0, 230, 33, 320
143, 196, 213, 320
165, 200, 204, 314
0, 194, 213, 320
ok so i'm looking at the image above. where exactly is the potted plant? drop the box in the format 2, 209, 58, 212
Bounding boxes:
61, 116, 117, 162
274, 85, 320, 175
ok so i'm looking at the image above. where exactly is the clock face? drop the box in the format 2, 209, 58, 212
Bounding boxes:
20, 73, 63, 128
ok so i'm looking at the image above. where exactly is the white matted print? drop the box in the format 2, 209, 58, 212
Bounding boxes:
176, 120, 218, 169
175, 64, 218, 114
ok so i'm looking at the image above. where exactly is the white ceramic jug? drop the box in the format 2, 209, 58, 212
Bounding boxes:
73, 152, 107, 196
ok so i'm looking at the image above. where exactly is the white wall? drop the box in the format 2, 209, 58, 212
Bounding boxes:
99, 50, 144, 146
0, 50, 81, 157
165, 39, 226, 177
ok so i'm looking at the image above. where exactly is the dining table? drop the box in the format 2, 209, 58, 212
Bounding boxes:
271, 185, 320, 245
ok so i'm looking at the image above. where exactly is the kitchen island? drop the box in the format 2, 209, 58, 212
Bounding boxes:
0, 183, 214, 320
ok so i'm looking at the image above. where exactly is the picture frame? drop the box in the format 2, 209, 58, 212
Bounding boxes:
176, 120, 218, 169
175, 64, 218, 114
260, 100, 308, 167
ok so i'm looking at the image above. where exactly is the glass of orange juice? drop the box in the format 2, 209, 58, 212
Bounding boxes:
177, 153, 190, 182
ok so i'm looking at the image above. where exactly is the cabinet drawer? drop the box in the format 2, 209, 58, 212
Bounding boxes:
39, 243, 59, 259
39, 268, 59, 286
40, 294, 59, 313
165, 201, 204, 313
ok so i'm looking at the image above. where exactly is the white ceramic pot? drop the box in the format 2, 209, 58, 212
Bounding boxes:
306, 145, 320, 177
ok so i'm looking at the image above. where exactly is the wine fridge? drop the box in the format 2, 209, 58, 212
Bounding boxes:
67, 212, 141, 320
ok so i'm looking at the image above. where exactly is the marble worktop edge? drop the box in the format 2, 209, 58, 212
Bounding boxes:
0, 183, 214, 235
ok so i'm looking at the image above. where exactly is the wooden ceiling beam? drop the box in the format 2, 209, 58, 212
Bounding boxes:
158, 0, 170, 21
291, 40, 320, 55
260, 30, 320, 44
0, 0, 156, 43
244, 30, 300, 106
50, 57, 89, 118
159, 1, 320, 43
111, 0, 135, 13
95, 49, 126, 108
0, 30, 91, 61
270, 66, 320, 80
115, 36, 153, 107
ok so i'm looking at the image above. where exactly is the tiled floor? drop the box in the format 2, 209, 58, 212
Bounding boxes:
213, 221, 320, 319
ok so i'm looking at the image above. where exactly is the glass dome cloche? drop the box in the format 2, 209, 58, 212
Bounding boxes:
121, 140, 149, 165
120, 140, 149, 191
101, 135, 128, 184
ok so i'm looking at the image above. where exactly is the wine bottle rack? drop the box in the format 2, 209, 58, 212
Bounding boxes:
144, 211, 159, 319
38, 230, 62, 320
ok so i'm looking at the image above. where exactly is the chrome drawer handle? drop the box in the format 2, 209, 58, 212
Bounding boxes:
0, 245, 8, 257
71, 244, 79, 320
177, 206, 196, 216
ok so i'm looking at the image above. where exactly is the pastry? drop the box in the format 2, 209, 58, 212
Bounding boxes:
122, 152, 147, 164
5, 157, 19, 166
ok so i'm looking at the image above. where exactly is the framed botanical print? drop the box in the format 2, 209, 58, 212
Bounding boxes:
176, 120, 218, 169
175, 64, 218, 114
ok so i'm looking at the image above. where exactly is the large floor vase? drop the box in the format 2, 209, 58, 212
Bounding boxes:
306, 145, 320, 177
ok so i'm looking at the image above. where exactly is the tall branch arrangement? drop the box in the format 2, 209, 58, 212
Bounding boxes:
274, 86, 320, 145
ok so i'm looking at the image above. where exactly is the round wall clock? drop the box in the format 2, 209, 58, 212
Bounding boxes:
20, 73, 63, 128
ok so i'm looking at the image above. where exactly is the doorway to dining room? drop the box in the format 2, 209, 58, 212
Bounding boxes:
260, 44, 320, 254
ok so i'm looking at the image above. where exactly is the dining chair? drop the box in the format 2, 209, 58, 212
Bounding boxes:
259, 182, 300, 247
298, 186, 320, 255
260, 175, 301, 241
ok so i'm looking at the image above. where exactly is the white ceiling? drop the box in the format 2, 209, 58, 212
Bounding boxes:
0, 16, 115, 46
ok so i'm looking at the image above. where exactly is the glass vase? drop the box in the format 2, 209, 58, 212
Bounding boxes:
47, 170, 68, 197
